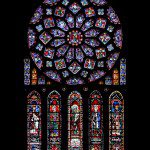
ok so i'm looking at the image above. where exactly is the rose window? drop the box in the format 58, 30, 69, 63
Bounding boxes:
27, 0, 123, 85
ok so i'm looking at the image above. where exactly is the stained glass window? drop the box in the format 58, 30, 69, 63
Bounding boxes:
47, 90, 61, 150
27, 0, 123, 85
109, 91, 124, 150
27, 91, 42, 150
89, 90, 104, 150
68, 91, 83, 149
21, 0, 127, 149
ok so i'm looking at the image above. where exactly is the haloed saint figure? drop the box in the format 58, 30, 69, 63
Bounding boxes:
71, 104, 80, 135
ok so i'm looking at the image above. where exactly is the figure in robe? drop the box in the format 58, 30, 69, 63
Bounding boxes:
30, 113, 39, 134
71, 104, 80, 135
112, 100, 122, 113
92, 105, 100, 129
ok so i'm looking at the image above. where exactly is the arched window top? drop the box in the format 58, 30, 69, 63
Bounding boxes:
109, 91, 123, 99
109, 91, 124, 112
89, 90, 102, 99
27, 90, 41, 105
48, 90, 61, 97
68, 91, 82, 104
27, 0, 123, 85
109, 91, 124, 103
47, 90, 61, 104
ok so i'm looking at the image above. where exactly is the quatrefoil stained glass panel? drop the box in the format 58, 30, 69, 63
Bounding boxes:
27, 0, 123, 85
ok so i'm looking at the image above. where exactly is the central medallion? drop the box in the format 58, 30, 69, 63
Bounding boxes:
67, 30, 83, 46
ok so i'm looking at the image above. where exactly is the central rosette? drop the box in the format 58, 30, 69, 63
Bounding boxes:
67, 30, 83, 46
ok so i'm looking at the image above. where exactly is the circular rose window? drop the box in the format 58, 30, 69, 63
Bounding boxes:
27, 0, 123, 85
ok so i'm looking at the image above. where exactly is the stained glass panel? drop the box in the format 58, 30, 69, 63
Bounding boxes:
89, 90, 104, 150
120, 58, 126, 85
47, 91, 61, 150
27, 91, 42, 150
24, 59, 30, 85
68, 91, 83, 150
109, 91, 124, 150
31, 68, 38, 85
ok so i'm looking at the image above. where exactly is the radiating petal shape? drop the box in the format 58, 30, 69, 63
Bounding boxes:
88, 70, 106, 82
56, 44, 69, 57
51, 39, 65, 47
28, 29, 36, 48
81, 44, 94, 57
81, 19, 94, 31
66, 78, 84, 85
90, 0, 107, 6
31, 52, 43, 69
85, 39, 100, 47
66, 48, 74, 63
44, 71, 61, 82
66, 13, 74, 28
76, 14, 85, 28
50, 29, 65, 37
114, 29, 123, 49
56, 19, 69, 31
106, 52, 120, 70
76, 48, 84, 63
107, 7, 120, 24
43, 0, 60, 5
30, 6, 43, 24
85, 29, 100, 37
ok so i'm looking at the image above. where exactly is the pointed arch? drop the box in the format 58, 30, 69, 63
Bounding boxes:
109, 91, 124, 150
68, 91, 83, 150
89, 90, 104, 150
27, 90, 42, 150
47, 90, 61, 150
